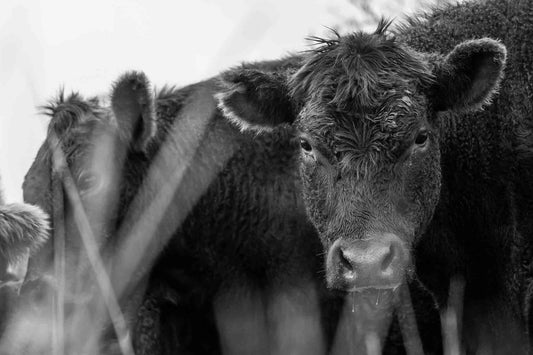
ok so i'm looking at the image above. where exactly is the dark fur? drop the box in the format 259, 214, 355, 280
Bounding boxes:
395, 0, 533, 352
217, 69, 296, 131
214, 0, 532, 353
290, 20, 435, 112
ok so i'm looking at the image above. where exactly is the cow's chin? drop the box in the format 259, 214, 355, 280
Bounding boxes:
347, 286, 400, 312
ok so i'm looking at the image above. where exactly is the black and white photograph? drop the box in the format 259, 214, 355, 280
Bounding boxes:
0, 0, 531, 353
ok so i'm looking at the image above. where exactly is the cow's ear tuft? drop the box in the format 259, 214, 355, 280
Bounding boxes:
215, 68, 295, 133
432, 38, 507, 112
111, 71, 156, 151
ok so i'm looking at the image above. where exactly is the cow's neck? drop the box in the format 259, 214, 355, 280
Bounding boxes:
417, 110, 528, 343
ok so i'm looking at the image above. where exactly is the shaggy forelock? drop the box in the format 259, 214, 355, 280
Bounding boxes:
290, 20, 434, 111
41, 90, 109, 137
333, 96, 424, 177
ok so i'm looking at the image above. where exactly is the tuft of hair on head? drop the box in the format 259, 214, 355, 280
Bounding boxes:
154, 85, 181, 101
110, 70, 157, 151
0, 203, 50, 264
374, 17, 395, 36
291, 19, 434, 111
40, 88, 104, 138
305, 18, 394, 55
305, 27, 342, 54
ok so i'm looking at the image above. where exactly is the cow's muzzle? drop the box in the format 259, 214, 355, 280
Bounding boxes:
326, 233, 407, 291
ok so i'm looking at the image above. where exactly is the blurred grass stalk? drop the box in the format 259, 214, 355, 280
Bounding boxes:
49, 133, 133, 355
441, 277, 465, 355
51, 147, 65, 355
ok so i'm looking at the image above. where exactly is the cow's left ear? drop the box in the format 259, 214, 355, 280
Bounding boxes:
216, 68, 295, 133
111, 71, 156, 151
432, 38, 507, 112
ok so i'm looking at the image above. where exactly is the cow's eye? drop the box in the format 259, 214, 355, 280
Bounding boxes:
77, 171, 101, 193
299, 138, 313, 152
414, 130, 429, 146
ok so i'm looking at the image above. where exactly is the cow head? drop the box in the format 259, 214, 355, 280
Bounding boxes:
217, 22, 506, 295
17, 74, 157, 354
22, 72, 157, 292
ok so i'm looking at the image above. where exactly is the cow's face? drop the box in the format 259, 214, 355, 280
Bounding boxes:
217, 23, 506, 294
23, 72, 156, 296
23, 93, 111, 289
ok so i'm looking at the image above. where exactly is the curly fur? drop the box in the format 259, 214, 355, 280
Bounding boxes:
0, 204, 49, 264
290, 19, 435, 111
393, 0, 533, 352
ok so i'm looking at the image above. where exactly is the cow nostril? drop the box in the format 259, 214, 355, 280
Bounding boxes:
380, 244, 395, 272
339, 248, 353, 271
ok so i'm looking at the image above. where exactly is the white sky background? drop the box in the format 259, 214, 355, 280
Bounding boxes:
0, 0, 436, 202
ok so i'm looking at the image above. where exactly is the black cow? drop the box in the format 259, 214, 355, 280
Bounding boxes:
217, 0, 533, 353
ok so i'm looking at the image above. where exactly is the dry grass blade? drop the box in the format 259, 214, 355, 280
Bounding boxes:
396, 284, 424, 355
49, 133, 134, 355
365, 331, 381, 355
50, 165, 65, 355
441, 277, 465, 355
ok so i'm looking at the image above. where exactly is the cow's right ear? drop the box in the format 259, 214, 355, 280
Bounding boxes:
111, 71, 156, 152
216, 68, 296, 133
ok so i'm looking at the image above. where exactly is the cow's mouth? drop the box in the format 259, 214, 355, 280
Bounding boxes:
348, 286, 400, 312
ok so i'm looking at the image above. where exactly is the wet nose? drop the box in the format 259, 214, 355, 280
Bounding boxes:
327, 233, 406, 291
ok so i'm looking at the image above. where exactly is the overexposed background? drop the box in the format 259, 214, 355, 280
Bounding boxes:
0, 0, 440, 202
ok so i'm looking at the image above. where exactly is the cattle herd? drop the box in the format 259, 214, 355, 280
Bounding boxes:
1, 0, 533, 353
